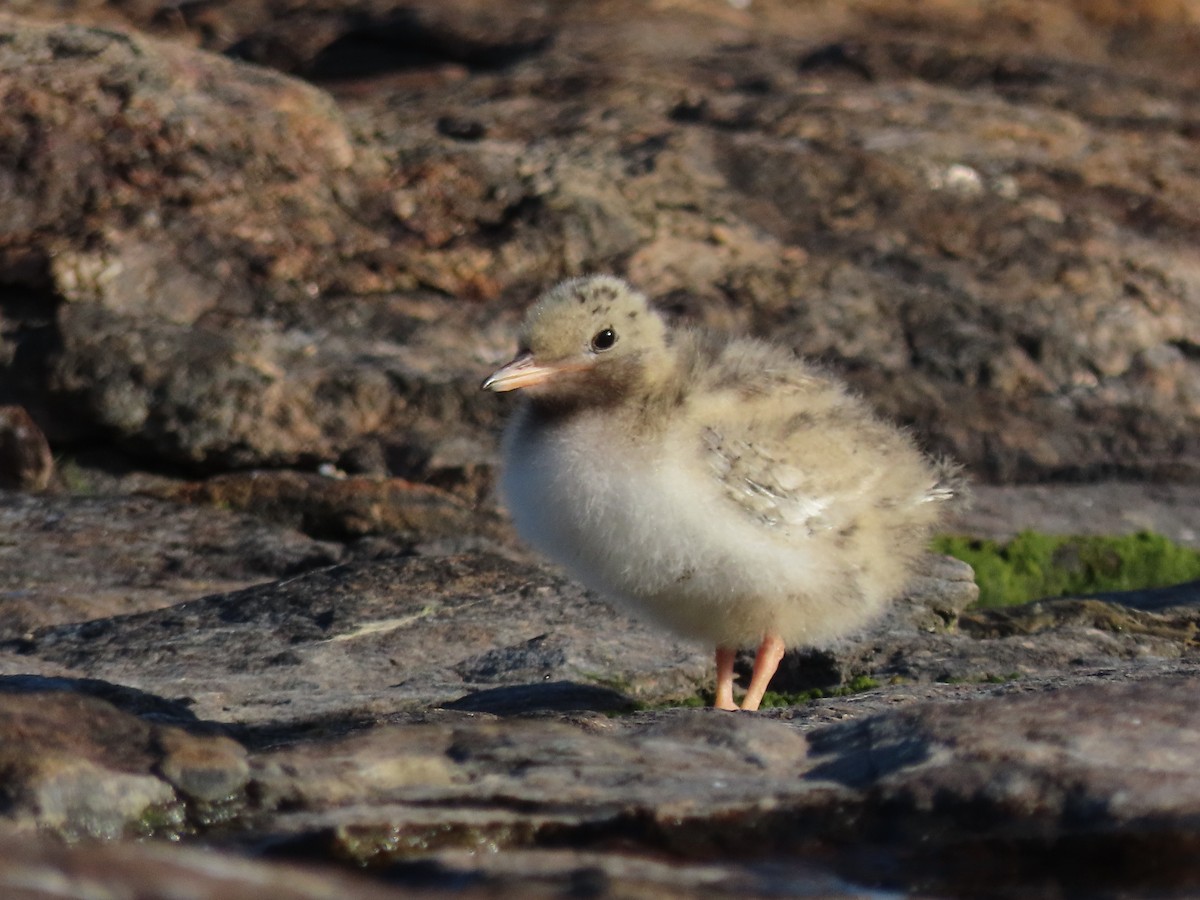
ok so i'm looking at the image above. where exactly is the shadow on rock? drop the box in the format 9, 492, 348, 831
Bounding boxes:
442, 680, 636, 716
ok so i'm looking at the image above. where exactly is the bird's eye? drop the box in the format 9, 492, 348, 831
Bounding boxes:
590, 328, 617, 352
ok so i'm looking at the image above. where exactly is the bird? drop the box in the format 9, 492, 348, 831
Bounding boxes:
482, 275, 963, 711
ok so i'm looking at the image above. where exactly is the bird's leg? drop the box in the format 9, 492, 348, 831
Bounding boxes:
739, 634, 786, 712
714, 645, 739, 711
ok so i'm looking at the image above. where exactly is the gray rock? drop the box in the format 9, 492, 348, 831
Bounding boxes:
0, 490, 343, 640
0, 485, 1197, 896
957, 482, 1200, 549
3, 551, 714, 727
240, 670, 1200, 897
149, 469, 508, 549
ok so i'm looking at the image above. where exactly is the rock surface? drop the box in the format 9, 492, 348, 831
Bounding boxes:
0, 1, 1198, 898
958, 481, 1200, 549
0, 489, 342, 640
1, 484, 1199, 896
0, 406, 53, 491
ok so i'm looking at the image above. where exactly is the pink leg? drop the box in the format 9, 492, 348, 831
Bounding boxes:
739, 634, 786, 712
714, 646, 738, 711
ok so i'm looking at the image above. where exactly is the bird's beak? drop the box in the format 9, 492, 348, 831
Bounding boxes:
482, 351, 562, 392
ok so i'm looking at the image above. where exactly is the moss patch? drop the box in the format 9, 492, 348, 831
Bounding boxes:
757, 675, 880, 709
639, 675, 882, 711
933, 531, 1200, 608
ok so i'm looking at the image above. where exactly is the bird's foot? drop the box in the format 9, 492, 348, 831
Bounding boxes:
714, 645, 739, 710
738, 634, 786, 712
713, 638, 786, 711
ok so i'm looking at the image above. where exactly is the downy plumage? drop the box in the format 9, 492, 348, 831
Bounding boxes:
484, 275, 962, 710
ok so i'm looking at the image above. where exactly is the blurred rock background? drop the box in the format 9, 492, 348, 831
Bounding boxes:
1, 0, 1198, 485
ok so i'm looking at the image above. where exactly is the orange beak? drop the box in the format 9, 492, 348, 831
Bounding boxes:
482, 351, 563, 392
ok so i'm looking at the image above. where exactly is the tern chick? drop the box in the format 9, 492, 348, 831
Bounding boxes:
484, 275, 962, 710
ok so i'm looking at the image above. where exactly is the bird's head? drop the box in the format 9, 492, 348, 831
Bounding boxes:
482, 276, 669, 407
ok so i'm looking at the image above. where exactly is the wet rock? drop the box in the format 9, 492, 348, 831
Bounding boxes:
0, 688, 249, 838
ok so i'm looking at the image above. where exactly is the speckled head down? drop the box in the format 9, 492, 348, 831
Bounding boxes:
483, 276, 669, 403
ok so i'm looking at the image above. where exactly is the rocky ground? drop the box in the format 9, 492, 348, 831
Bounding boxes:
0, 1, 1199, 897
1, 482, 1198, 898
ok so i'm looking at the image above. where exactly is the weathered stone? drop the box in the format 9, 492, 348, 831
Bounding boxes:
0, 489, 1197, 895
0, 689, 225, 838
957, 482, 1200, 549
0, 15, 404, 467
1, 552, 714, 727
442, 681, 637, 716
0, 15, 370, 314
0, 490, 343, 640
0, 406, 53, 491
959, 588, 1200, 646
245, 672, 1200, 896
0, 832, 408, 900
155, 727, 250, 804
250, 726, 457, 813
884, 553, 980, 631
153, 469, 506, 548
805, 674, 1200, 899
0, 6, 1196, 479
3, 506, 1196, 719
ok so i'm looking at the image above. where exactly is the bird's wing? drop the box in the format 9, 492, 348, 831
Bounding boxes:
688, 340, 923, 535
701, 419, 851, 535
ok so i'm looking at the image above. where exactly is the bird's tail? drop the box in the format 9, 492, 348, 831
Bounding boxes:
926, 457, 971, 508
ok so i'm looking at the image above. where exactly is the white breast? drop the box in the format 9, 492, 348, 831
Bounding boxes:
500, 411, 865, 648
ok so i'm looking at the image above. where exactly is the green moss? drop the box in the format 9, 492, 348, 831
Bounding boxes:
636, 675, 882, 711
933, 530, 1200, 608
55, 456, 95, 495
332, 821, 540, 866
985, 672, 1023, 684
936, 671, 1022, 685
844, 674, 882, 693
130, 801, 188, 839
757, 675, 880, 709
